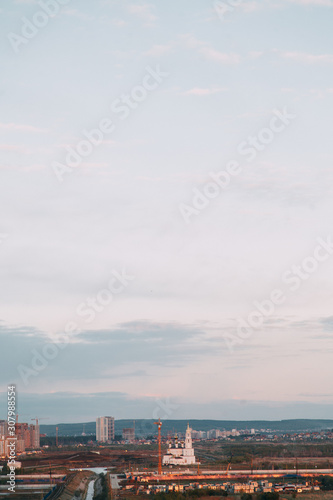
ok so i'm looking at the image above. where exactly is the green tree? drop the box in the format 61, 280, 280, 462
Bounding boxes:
1, 463, 9, 476
94, 473, 110, 500
258, 493, 279, 500
320, 475, 333, 491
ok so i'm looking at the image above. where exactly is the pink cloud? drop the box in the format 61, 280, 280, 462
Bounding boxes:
127, 4, 157, 25
182, 87, 228, 96
0, 123, 46, 133
179, 34, 240, 65
281, 51, 333, 63
199, 47, 240, 64
287, 0, 333, 5
144, 44, 173, 57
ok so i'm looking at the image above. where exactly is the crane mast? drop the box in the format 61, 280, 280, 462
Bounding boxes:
154, 418, 162, 475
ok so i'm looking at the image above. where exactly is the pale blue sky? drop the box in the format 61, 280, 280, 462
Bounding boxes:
1, 0, 333, 422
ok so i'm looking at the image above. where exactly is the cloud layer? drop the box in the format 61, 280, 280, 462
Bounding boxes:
1, 0, 333, 421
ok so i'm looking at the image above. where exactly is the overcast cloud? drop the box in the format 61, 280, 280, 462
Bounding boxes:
1, 0, 333, 423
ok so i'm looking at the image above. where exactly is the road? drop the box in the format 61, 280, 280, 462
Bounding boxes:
141, 468, 333, 480
203, 468, 333, 475
110, 474, 121, 489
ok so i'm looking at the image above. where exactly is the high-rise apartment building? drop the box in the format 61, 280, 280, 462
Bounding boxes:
0, 419, 40, 457
0, 420, 7, 437
0, 437, 25, 458
96, 416, 115, 443
30, 424, 40, 449
15, 422, 40, 449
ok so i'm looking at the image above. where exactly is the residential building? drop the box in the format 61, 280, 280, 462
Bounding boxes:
96, 416, 115, 443
0, 420, 7, 436
15, 422, 40, 449
122, 428, 135, 442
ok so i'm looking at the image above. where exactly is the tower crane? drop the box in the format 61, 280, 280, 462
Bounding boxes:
226, 452, 233, 474
31, 417, 49, 426
154, 418, 162, 475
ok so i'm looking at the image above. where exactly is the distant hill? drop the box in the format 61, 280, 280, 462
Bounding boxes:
40, 419, 333, 437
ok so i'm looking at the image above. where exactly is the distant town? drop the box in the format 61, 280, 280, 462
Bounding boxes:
1, 416, 333, 499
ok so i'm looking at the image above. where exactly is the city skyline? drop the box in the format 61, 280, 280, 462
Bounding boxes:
1, 0, 333, 422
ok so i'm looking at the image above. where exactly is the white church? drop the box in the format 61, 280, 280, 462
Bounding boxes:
162, 423, 196, 465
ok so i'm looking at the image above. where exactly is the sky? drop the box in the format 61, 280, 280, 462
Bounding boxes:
1, 0, 333, 424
